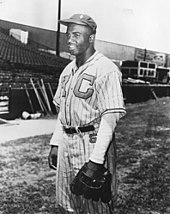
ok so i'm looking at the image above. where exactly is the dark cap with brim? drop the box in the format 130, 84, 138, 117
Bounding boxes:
59, 14, 97, 33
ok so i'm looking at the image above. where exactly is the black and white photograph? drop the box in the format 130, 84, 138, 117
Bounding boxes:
0, 0, 170, 213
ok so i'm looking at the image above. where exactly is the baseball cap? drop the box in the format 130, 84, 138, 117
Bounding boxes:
59, 14, 97, 33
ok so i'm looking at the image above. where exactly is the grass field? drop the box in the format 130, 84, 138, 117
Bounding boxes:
0, 97, 170, 214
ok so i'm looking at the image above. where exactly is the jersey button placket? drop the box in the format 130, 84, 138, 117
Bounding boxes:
66, 100, 70, 125
66, 69, 79, 126
66, 85, 73, 126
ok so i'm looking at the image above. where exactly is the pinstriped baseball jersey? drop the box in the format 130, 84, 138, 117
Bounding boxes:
53, 51, 126, 127
52, 51, 126, 213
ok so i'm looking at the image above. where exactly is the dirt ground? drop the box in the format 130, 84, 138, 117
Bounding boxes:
0, 118, 57, 142
0, 97, 170, 214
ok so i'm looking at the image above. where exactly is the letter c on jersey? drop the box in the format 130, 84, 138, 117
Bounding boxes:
74, 74, 95, 99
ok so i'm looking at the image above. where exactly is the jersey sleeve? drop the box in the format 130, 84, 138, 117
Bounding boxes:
96, 66, 126, 118
53, 75, 63, 109
53, 61, 74, 109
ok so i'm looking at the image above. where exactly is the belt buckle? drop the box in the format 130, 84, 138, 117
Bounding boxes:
75, 126, 81, 134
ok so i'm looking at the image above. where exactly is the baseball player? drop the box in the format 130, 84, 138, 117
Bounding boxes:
48, 14, 126, 214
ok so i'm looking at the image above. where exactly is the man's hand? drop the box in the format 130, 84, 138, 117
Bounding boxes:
70, 160, 112, 203
48, 145, 58, 170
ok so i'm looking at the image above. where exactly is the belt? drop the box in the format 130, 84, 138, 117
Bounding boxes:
63, 125, 95, 134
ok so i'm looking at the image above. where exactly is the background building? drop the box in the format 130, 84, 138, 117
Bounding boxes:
1, 19, 170, 67
0, 19, 170, 119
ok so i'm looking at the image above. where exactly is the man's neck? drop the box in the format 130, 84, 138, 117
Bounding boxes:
76, 47, 96, 67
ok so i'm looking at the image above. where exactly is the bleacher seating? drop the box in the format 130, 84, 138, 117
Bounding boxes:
0, 29, 70, 89
0, 31, 70, 71
0, 28, 71, 118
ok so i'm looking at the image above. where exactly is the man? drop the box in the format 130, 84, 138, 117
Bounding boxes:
48, 14, 126, 214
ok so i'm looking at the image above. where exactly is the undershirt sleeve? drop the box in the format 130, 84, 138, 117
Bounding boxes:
89, 112, 120, 164
50, 113, 63, 146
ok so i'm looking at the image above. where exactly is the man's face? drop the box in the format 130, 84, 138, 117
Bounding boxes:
66, 24, 92, 56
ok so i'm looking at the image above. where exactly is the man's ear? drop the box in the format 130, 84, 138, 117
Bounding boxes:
89, 34, 95, 43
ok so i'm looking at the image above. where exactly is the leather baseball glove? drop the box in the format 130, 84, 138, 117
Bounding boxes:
70, 160, 112, 203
